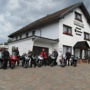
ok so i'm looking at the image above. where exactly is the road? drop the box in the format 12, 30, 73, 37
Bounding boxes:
0, 64, 90, 90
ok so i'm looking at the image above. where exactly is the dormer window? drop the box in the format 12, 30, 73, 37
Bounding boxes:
26, 33, 29, 38
75, 12, 82, 22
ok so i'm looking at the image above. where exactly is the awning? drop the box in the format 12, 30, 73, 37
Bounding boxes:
74, 41, 89, 49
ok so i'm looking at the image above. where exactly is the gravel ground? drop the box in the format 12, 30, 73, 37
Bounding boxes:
0, 64, 90, 90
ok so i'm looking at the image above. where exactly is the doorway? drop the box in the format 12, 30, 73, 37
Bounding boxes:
33, 46, 49, 56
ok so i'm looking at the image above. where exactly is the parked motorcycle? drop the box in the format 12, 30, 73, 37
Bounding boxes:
71, 55, 78, 67
9, 56, 19, 69
23, 55, 31, 68
36, 56, 44, 67
30, 55, 37, 68
60, 57, 66, 67
49, 55, 56, 66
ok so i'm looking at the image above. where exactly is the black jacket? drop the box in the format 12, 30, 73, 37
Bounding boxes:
66, 52, 71, 59
52, 51, 58, 58
2, 50, 10, 59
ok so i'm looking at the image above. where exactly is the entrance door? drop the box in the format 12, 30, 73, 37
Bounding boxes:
33, 46, 49, 56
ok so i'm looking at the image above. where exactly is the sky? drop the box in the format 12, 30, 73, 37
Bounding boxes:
0, 0, 90, 43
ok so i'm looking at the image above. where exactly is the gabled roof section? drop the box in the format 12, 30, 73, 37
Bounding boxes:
9, 2, 90, 37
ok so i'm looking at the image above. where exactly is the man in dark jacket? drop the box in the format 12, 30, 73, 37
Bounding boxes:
2, 48, 10, 69
65, 52, 71, 66
51, 49, 58, 66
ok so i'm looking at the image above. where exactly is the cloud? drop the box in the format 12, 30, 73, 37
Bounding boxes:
0, 14, 13, 42
0, 0, 89, 43
8, 0, 20, 10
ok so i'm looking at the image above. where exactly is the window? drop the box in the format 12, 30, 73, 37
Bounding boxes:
26, 33, 29, 38
63, 45, 72, 56
75, 12, 82, 22
84, 32, 90, 40
63, 25, 72, 36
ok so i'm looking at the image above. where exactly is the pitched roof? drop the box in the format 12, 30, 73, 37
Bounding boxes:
9, 2, 90, 37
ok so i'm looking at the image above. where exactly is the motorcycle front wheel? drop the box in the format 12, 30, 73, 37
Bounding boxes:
11, 64, 15, 69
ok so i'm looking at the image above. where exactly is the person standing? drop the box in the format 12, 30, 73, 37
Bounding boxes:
21, 53, 26, 67
12, 47, 16, 56
51, 49, 58, 66
65, 52, 71, 66
2, 48, 10, 69
40, 48, 48, 66
15, 47, 19, 56
15, 47, 20, 66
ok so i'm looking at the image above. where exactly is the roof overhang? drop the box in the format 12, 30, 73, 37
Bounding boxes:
8, 35, 59, 44
32, 36, 59, 44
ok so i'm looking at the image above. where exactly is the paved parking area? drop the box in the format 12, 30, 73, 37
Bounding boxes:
0, 64, 90, 90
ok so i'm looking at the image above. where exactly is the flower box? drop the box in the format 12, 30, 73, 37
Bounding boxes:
63, 32, 72, 35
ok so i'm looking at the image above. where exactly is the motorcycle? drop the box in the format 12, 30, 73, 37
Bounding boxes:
71, 55, 78, 67
29, 55, 37, 68
9, 56, 19, 69
36, 56, 44, 67
23, 56, 31, 68
49, 55, 56, 66
60, 57, 66, 67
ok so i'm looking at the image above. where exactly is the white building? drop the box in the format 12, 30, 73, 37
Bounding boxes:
8, 2, 90, 59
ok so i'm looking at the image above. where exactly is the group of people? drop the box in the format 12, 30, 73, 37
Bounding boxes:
21, 48, 58, 68
60, 52, 78, 67
0, 47, 78, 69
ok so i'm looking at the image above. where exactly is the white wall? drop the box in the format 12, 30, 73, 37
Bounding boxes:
35, 29, 41, 36
59, 7, 90, 56
27, 22, 59, 39
40, 22, 59, 39
8, 38, 34, 55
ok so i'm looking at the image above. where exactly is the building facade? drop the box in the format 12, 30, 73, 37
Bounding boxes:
8, 3, 90, 59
